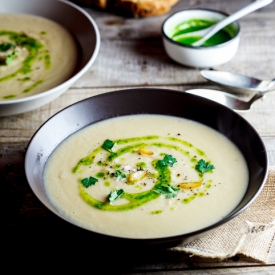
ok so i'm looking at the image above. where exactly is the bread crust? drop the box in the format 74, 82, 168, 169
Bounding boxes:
71, 0, 179, 17
115, 0, 179, 17
72, 0, 109, 9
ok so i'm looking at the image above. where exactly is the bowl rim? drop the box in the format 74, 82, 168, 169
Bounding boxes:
0, 0, 100, 105
162, 8, 241, 50
24, 88, 268, 244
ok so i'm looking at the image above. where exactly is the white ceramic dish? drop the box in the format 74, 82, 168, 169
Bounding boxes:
162, 9, 241, 68
0, 0, 100, 117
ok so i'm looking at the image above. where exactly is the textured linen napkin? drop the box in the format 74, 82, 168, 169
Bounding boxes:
170, 166, 275, 263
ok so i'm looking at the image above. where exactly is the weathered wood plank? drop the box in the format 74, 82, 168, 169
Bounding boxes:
1, 1, 275, 273
263, 138, 275, 166
88, 4, 275, 41
85, 0, 275, 27
67, 0, 275, 89
0, 86, 274, 143
71, 30, 275, 88
124, 265, 275, 274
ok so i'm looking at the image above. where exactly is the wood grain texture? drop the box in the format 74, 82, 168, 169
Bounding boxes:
0, 0, 275, 273
70, 23, 275, 88
126, 266, 275, 274
0, 86, 274, 142
67, 0, 275, 88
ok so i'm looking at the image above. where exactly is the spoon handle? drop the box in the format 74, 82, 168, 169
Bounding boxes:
193, 0, 273, 46
259, 78, 275, 94
265, 78, 275, 91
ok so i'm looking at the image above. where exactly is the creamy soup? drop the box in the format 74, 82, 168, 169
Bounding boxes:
44, 115, 249, 239
0, 14, 78, 100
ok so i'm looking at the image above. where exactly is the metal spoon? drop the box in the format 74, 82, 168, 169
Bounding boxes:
200, 70, 275, 96
185, 88, 264, 112
173, 0, 273, 47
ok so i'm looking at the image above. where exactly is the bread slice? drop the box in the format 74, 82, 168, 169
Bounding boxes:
71, 0, 179, 17
115, 0, 179, 18
72, 0, 110, 9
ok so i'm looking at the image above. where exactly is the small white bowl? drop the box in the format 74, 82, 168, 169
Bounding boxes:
0, 0, 100, 117
162, 9, 241, 68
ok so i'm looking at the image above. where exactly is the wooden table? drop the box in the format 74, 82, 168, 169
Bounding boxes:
1, 0, 275, 273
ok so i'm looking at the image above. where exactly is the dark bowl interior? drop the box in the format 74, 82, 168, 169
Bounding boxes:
25, 88, 268, 249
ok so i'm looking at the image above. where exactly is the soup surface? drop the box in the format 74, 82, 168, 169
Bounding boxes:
0, 14, 78, 100
44, 114, 249, 238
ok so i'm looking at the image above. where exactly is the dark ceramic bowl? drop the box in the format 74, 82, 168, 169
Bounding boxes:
25, 88, 268, 248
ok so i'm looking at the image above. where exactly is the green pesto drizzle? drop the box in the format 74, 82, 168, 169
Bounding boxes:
73, 147, 102, 173
3, 94, 16, 99
182, 194, 197, 204
114, 142, 189, 162
79, 157, 171, 211
17, 77, 31, 81
44, 50, 51, 69
23, 79, 44, 93
0, 30, 51, 98
166, 137, 207, 158
151, 210, 162, 214
105, 181, 111, 186
74, 135, 214, 211
115, 135, 159, 145
171, 19, 233, 47
96, 172, 105, 178
137, 162, 147, 168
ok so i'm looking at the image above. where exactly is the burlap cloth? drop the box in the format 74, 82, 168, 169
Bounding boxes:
170, 166, 275, 263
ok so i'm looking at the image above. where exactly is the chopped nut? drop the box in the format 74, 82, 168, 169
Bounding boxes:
127, 170, 148, 184
137, 147, 153, 156
178, 182, 202, 190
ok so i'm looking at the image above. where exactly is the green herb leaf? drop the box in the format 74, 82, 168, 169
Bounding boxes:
80, 176, 98, 188
0, 42, 15, 52
195, 159, 215, 174
5, 51, 16, 65
102, 139, 115, 152
114, 169, 127, 180
158, 154, 177, 167
109, 189, 124, 202
154, 185, 180, 199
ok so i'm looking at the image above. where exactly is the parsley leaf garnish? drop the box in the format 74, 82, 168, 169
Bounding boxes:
102, 139, 115, 152
80, 176, 98, 188
195, 159, 215, 174
0, 42, 15, 52
109, 189, 124, 202
154, 185, 180, 199
157, 154, 177, 167
114, 169, 127, 180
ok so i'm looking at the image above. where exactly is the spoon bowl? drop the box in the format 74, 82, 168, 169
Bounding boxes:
200, 70, 275, 94
186, 88, 264, 112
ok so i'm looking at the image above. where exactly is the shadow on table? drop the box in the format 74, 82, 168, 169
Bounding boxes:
2, 214, 188, 273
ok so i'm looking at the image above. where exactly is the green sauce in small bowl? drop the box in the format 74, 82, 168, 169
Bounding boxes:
171, 19, 233, 47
